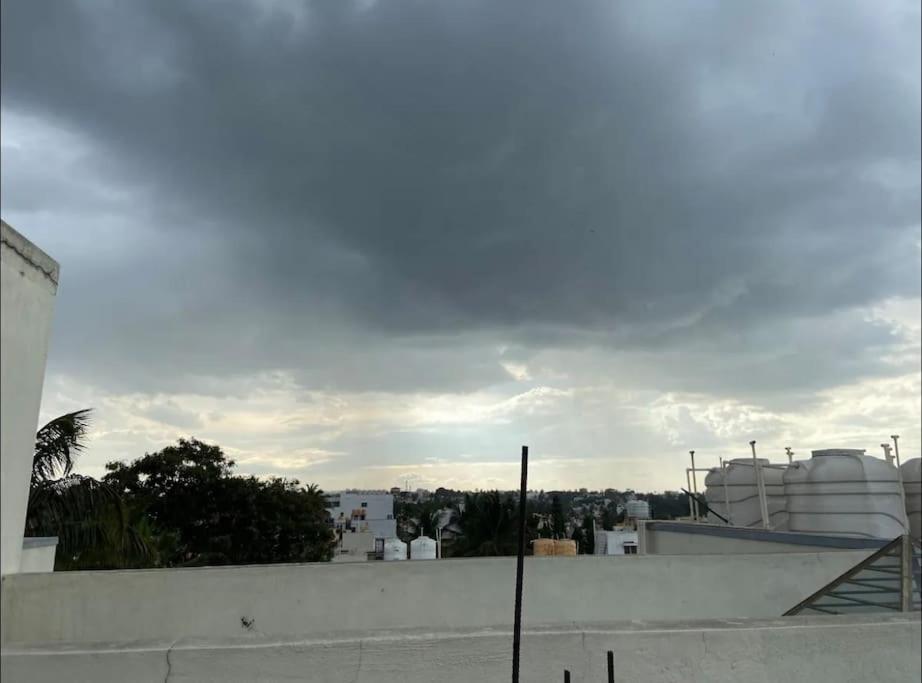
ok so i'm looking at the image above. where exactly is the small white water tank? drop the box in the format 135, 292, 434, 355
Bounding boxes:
409, 535, 437, 560
625, 499, 650, 520
704, 458, 787, 528
784, 449, 908, 539
902, 457, 921, 540
382, 538, 407, 561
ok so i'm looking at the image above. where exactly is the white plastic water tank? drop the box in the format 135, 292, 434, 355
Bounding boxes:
784, 449, 908, 539
382, 538, 407, 561
704, 458, 787, 528
409, 535, 437, 560
625, 499, 650, 520
901, 457, 921, 540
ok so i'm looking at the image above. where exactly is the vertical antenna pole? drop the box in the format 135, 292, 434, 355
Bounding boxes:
689, 451, 698, 520
512, 445, 529, 683
892, 435, 908, 526
750, 440, 770, 529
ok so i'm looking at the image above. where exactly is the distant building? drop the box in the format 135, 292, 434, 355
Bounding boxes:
331, 530, 377, 563
595, 529, 639, 555
325, 491, 396, 540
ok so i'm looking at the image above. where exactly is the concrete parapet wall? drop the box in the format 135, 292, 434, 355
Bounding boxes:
2, 614, 918, 682
1, 551, 873, 645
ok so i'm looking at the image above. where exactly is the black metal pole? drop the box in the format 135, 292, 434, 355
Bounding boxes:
511, 445, 529, 683
563, 670, 570, 683
607, 650, 614, 683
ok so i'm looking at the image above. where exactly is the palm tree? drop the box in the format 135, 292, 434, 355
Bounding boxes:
32, 409, 92, 484
26, 409, 153, 569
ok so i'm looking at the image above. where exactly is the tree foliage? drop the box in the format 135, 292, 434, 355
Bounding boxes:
26, 409, 155, 570
550, 494, 567, 539
27, 475, 153, 570
31, 409, 92, 485
452, 491, 537, 557
104, 438, 334, 566
581, 514, 595, 554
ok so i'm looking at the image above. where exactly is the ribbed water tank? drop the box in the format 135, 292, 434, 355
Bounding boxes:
409, 535, 437, 560
533, 538, 555, 556
555, 539, 577, 556
382, 538, 407, 561
902, 457, 921, 540
704, 458, 787, 528
625, 499, 650, 520
784, 449, 908, 539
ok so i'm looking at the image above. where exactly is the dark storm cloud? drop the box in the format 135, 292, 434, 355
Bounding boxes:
2, 0, 919, 395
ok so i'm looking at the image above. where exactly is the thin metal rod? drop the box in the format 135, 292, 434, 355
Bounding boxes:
892, 435, 902, 468
722, 460, 732, 526
892, 435, 908, 525
607, 650, 614, 683
750, 441, 770, 530
511, 445, 529, 683
690, 450, 699, 521
881, 443, 894, 464
900, 534, 912, 612
564, 670, 570, 683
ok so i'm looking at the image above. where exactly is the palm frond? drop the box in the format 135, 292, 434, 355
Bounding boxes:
33, 409, 92, 485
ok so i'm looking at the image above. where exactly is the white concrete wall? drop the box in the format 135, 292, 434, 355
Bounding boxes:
0, 551, 873, 646
0, 222, 59, 576
331, 529, 375, 562
2, 614, 918, 683
19, 539, 57, 574
594, 529, 637, 555
640, 525, 881, 555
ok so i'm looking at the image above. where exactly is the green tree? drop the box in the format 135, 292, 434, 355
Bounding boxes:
31, 409, 91, 484
104, 438, 334, 566
454, 491, 521, 556
580, 514, 595, 554
396, 498, 446, 542
550, 494, 567, 539
644, 491, 688, 519
26, 409, 153, 570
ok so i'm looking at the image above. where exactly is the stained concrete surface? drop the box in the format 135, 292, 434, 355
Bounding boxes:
2, 614, 918, 682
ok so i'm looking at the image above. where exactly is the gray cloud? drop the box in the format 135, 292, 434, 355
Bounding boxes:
2, 1, 920, 486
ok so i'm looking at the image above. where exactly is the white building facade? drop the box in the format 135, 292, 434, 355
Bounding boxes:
594, 529, 639, 555
326, 491, 397, 540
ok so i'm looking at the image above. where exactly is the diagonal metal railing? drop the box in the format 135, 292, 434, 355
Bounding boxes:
784, 535, 921, 616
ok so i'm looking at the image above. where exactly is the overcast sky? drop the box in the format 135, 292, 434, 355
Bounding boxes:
2, 0, 919, 492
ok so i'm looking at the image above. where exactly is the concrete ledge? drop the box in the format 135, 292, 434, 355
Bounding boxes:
1, 552, 876, 645
3, 614, 919, 682
0, 221, 59, 287
644, 521, 889, 549
21, 538, 58, 550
